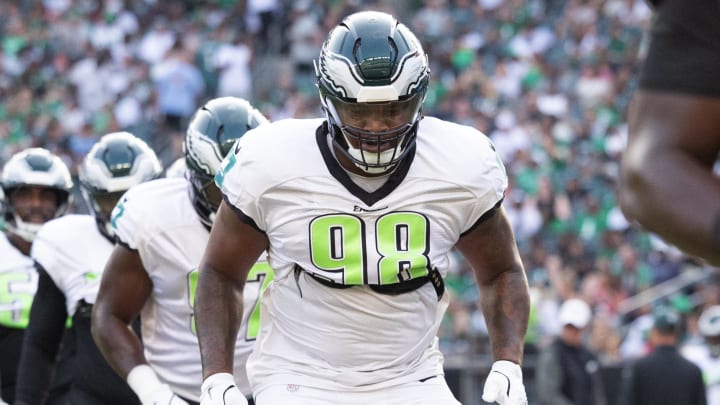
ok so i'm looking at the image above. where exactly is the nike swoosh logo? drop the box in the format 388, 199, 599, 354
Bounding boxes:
492, 370, 512, 396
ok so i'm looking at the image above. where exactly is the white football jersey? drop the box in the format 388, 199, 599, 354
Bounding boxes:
218, 117, 507, 392
112, 177, 271, 400
31, 215, 113, 315
0, 233, 37, 329
682, 344, 720, 404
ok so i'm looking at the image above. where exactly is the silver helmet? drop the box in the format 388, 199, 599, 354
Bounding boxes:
78, 132, 162, 237
699, 305, 720, 338
184, 97, 268, 228
1, 148, 73, 241
315, 11, 429, 174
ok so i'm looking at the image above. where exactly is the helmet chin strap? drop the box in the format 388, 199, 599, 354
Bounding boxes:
7, 214, 43, 242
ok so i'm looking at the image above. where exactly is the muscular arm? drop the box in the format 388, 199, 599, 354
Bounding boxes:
91, 244, 152, 378
195, 201, 268, 378
620, 90, 720, 265
15, 267, 68, 405
455, 206, 529, 364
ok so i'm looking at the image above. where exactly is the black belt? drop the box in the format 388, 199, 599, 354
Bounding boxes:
298, 265, 445, 301
75, 299, 93, 318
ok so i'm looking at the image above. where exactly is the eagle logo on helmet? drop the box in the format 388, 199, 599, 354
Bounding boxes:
184, 97, 269, 228
314, 11, 430, 174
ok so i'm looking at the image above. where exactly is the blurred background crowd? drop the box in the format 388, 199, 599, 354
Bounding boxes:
1, 0, 719, 376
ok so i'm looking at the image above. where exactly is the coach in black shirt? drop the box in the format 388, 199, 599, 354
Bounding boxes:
617, 310, 706, 405
536, 298, 607, 405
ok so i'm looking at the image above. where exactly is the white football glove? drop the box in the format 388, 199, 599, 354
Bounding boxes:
127, 364, 189, 405
481, 360, 528, 405
0, 396, 8, 405
200, 373, 248, 405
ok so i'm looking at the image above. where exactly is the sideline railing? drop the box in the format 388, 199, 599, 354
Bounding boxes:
617, 265, 714, 317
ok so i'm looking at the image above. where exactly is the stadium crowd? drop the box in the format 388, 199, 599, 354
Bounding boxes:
1, 0, 719, 372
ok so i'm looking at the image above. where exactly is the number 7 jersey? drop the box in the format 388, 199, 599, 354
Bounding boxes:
218, 117, 507, 392
111, 177, 271, 400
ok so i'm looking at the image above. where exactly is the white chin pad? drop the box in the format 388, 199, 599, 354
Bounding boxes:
10, 215, 43, 242
347, 146, 400, 174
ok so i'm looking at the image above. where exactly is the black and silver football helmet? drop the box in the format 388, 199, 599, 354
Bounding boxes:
699, 305, 720, 338
699, 305, 720, 357
78, 132, 162, 238
1, 148, 73, 241
315, 11, 429, 174
184, 97, 268, 228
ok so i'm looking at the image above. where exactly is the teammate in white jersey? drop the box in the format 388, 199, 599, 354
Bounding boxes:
195, 11, 530, 405
683, 305, 720, 405
0, 148, 73, 404
165, 157, 187, 178
14, 133, 162, 405
92, 97, 271, 405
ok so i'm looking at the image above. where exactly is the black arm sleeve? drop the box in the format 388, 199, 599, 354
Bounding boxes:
14, 265, 68, 405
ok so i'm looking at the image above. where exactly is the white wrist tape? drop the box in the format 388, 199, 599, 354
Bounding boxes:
127, 364, 164, 398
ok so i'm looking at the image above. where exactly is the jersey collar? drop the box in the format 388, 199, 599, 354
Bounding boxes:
316, 122, 415, 207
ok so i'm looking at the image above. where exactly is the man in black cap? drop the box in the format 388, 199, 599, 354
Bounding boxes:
617, 310, 707, 405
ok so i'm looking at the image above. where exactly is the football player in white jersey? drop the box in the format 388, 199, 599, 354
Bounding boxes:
195, 11, 530, 405
0, 188, 5, 405
14, 133, 162, 405
683, 305, 720, 405
92, 97, 271, 405
0, 148, 73, 404
165, 157, 187, 178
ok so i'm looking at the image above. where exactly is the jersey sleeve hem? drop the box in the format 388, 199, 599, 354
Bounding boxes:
223, 195, 264, 233
115, 237, 138, 251
460, 197, 503, 237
